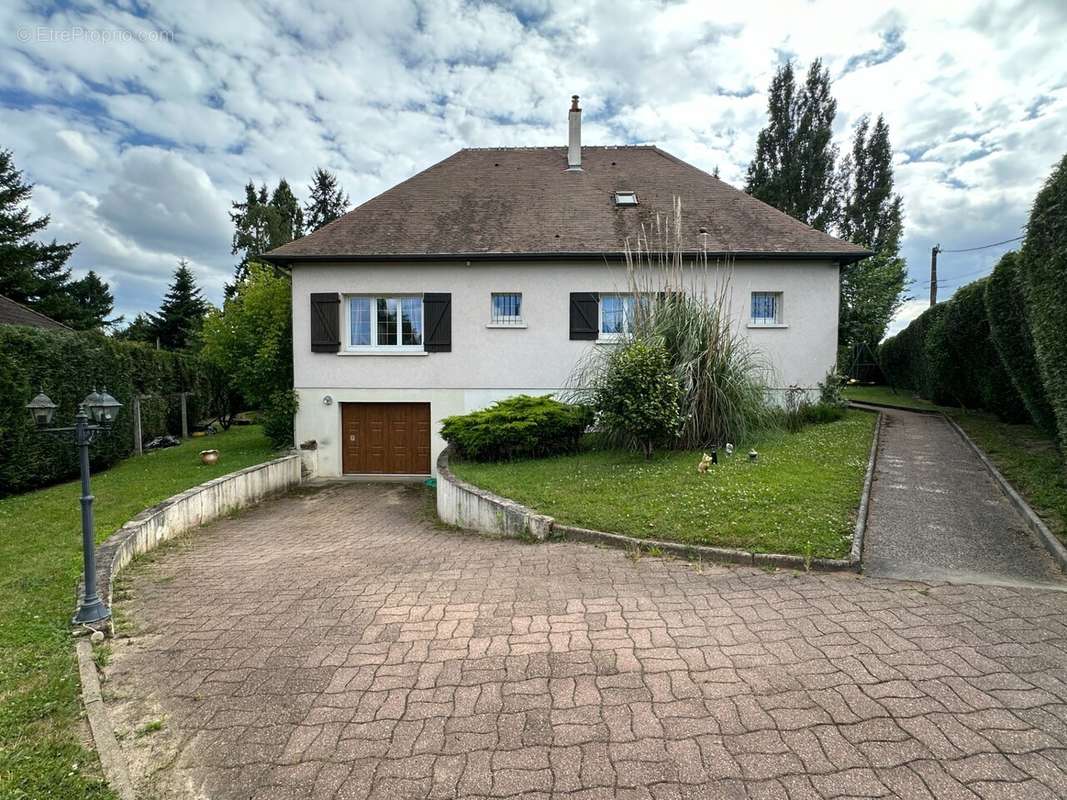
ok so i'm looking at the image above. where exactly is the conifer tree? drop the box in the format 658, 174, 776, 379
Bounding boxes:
304, 168, 350, 231
0, 147, 78, 316
152, 259, 208, 350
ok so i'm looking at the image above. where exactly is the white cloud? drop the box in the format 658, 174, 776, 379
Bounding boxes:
0, 0, 1063, 322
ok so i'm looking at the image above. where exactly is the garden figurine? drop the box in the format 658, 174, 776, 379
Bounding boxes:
697, 453, 713, 474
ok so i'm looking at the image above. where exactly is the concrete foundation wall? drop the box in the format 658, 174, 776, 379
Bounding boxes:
94, 454, 302, 612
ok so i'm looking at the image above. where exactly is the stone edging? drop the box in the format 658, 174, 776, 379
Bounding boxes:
89, 453, 303, 625
75, 639, 136, 800
942, 414, 1067, 572
437, 410, 883, 573
848, 399, 939, 415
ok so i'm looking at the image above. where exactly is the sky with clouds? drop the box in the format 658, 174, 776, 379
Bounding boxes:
2, 0, 1064, 333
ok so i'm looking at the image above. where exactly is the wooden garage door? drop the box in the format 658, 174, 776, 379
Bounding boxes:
341, 403, 431, 475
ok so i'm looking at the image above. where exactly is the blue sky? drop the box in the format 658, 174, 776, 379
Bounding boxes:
2, 0, 1065, 334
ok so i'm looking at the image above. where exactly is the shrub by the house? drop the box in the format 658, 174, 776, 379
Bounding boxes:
441, 395, 592, 461
592, 340, 684, 459
1017, 153, 1067, 451
984, 252, 1058, 436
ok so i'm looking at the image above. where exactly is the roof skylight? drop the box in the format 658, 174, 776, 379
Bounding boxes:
614, 191, 638, 206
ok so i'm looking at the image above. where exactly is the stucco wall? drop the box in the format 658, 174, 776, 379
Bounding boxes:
291, 258, 839, 476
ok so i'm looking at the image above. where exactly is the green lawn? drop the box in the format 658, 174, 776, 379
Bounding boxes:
451, 410, 877, 559
843, 384, 940, 411
0, 425, 275, 799
946, 410, 1067, 542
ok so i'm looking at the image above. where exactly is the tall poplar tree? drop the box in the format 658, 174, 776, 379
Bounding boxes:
745, 59, 840, 231
304, 168, 350, 232
838, 115, 909, 360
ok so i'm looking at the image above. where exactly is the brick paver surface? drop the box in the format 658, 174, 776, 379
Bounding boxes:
107, 482, 1067, 799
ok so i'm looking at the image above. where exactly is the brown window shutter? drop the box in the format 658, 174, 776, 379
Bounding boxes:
310, 293, 340, 352
424, 293, 451, 352
569, 292, 599, 340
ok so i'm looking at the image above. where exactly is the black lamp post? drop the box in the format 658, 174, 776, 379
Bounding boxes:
26, 388, 122, 626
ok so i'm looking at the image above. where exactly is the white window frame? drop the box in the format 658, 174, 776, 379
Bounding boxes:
749, 291, 785, 327
487, 292, 526, 328
344, 295, 425, 352
598, 293, 644, 340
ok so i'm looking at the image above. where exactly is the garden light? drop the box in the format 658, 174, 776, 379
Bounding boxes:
26, 391, 58, 428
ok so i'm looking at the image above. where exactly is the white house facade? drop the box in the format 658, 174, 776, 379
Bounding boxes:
266, 97, 869, 478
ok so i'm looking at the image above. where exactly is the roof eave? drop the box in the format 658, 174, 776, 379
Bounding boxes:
260, 249, 873, 266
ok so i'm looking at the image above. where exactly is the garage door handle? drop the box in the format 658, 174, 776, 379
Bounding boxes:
349, 434, 356, 442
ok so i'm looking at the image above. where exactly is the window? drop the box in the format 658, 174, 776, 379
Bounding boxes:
599, 293, 647, 338
614, 191, 638, 206
347, 296, 423, 350
750, 291, 783, 326
489, 292, 524, 326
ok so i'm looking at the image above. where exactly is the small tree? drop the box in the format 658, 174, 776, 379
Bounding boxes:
153, 259, 208, 350
201, 261, 295, 447
593, 340, 683, 459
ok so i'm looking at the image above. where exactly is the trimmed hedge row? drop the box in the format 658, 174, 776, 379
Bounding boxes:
984, 252, 1058, 436
880, 275, 1028, 421
1017, 154, 1067, 452
0, 325, 209, 496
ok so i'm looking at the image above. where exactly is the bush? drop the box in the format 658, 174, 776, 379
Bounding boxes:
592, 340, 684, 458
818, 367, 847, 408
0, 325, 212, 495
1018, 153, 1067, 451
985, 252, 1058, 435
262, 389, 298, 449
801, 402, 847, 425
441, 395, 593, 461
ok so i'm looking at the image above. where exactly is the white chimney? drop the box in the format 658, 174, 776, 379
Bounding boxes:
567, 95, 582, 170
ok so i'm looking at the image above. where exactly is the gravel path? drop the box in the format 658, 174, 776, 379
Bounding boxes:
862, 408, 1065, 590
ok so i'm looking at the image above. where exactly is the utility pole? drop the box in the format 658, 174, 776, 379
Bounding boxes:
930, 244, 941, 307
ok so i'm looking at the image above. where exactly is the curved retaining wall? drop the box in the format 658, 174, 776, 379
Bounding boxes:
92, 453, 302, 615
436, 449, 553, 540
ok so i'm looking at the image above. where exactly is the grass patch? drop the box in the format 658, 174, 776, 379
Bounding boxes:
451, 411, 876, 559
946, 410, 1067, 542
843, 384, 940, 411
135, 718, 165, 738
0, 425, 275, 799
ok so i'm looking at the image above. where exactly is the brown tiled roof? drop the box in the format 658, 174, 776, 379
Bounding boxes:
0, 294, 71, 330
264, 146, 870, 263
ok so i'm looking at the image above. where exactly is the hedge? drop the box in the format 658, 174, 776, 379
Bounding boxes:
0, 325, 210, 496
879, 279, 1028, 422
1017, 153, 1067, 452
984, 252, 1058, 436
880, 303, 946, 400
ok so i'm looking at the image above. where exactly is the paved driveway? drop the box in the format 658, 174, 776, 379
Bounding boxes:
107, 483, 1067, 799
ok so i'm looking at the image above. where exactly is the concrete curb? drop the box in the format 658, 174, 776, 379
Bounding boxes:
942, 413, 1067, 572
848, 399, 940, 415
851, 409, 883, 567
76, 639, 136, 800
437, 410, 884, 573
88, 453, 302, 624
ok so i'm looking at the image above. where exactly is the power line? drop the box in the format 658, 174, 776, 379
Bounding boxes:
939, 235, 1024, 254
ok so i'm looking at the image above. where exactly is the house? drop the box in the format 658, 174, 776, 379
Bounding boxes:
263, 96, 869, 478
0, 294, 71, 331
